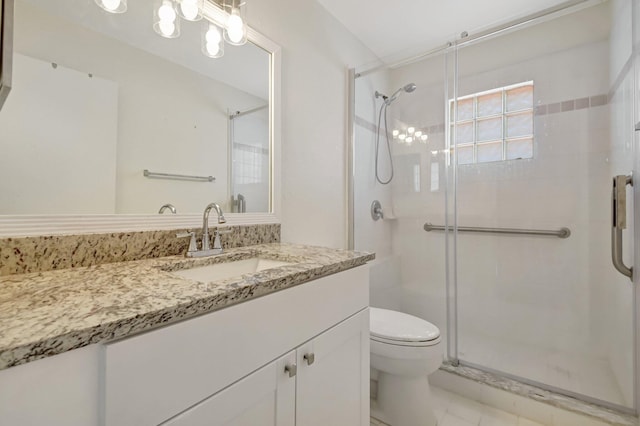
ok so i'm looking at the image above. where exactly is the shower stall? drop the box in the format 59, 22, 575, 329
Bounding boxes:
349, 0, 640, 414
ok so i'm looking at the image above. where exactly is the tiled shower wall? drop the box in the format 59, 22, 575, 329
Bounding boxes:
353, 69, 403, 311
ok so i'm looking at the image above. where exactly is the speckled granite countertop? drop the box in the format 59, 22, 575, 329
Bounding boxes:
0, 243, 374, 370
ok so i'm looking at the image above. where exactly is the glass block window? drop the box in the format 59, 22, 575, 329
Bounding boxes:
450, 81, 533, 165
233, 143, 267, 185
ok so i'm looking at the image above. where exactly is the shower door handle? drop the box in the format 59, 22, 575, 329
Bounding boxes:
612, 174, 633, 280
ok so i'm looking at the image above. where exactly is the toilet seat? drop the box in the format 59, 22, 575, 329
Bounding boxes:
371, 334, 441, 347
370, 307, 440, 346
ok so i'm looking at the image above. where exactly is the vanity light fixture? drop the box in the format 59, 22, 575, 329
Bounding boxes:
175, 0, 203, 21
222, 0, 247, 46
154, 0, 181, 38
202, 22, 225, 58
95, 0, 127, 14
94, 0, 249, 57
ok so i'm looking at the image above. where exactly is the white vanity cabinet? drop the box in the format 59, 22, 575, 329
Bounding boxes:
104, 266, 369, 426
163, 351, 297, 426
164, 310, 368, 426
295, 310, 369, 425
0, 264, 370, 426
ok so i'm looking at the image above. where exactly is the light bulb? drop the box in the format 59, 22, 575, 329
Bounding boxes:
227, 13, 244, 32
158, 3, 176, 21
392, 130, 399, 138
414, 130, 422, 137
159, 20, 176, 36
398, 134, 406, 140
223, 3, 247, 46
202, 22, 224, 58
225, 10, 244, 44
206, 42, 220, 56
95, 0, 126, 13
407, 127, 415, 134
226, 27, 244, 43
406, 136, 413, 143
102, 0, 121, 11
421, 134, 428, 141
180, 0, 199, 20
206, 27, 221, 44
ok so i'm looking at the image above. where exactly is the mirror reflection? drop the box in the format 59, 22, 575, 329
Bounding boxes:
0, 0, 271, 215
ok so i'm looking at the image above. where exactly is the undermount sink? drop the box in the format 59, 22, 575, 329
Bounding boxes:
170, 257, 294, 283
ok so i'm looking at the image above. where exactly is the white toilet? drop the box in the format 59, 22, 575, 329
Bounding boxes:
370, 307, 443, 426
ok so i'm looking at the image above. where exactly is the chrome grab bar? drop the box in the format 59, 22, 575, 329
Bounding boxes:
423, 223, 571, 238
143, 169, 215, 182
612, 174, 633, 279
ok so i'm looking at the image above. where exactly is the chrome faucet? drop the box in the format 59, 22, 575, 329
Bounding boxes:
202, 203, 226, 251
158, 203, 177, 214
176, 203, 229, 257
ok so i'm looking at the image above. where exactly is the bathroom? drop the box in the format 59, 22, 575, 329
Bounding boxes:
0, 0, 639, 425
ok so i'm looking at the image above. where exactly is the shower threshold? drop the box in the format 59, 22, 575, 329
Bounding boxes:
438, 361, 637, 426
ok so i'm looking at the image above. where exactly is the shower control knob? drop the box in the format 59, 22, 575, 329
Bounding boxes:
371, 200, 384, 221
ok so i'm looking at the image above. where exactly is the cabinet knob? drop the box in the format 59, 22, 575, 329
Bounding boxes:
284, 364, 297, 378
303, 353, 315, 366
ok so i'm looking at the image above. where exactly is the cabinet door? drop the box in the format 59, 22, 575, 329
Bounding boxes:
0, 345, 100, 426
163, 351, 296, 426
295, 309, 370, 426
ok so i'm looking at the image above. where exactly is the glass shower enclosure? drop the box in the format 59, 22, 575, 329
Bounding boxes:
350, 0, 639, 413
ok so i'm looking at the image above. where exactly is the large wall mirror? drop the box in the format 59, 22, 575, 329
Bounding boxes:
0, 0, 280, 235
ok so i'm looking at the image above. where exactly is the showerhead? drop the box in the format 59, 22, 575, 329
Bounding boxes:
404, 83, 417, 93
385, 82, 417, 105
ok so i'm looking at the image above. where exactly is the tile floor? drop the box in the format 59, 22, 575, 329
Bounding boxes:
371, 386, 546, 426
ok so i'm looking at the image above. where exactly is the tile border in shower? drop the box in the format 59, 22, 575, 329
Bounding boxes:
354, 90, 611, 142
436, 361, 637, 426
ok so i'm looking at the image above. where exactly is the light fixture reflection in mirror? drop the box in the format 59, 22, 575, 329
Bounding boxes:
154, 0, 181, 38
202, 22, 224, 58
95, 0, 127, 14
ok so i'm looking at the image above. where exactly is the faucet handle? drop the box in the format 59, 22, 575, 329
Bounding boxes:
176, 230, 198, 254
212, 228, 232, 250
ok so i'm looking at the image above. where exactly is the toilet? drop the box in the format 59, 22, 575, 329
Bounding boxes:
370, 307, 443, 426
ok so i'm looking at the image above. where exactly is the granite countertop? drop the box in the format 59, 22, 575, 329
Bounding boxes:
0, 243, 374, 370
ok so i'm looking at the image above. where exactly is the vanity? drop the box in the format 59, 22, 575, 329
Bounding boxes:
0, 242, 374, 425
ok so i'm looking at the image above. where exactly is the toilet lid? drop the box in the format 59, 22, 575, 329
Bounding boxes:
370, 307, 440, 343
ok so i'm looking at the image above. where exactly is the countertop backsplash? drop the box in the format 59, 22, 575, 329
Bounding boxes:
0, 223, 281, 276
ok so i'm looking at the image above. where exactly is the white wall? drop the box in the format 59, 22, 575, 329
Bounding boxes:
0, 54, 118, 214
247, 0, 380, 248
9, 1, 266, 215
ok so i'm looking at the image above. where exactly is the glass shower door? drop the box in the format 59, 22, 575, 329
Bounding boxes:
450, 0, 636, 409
